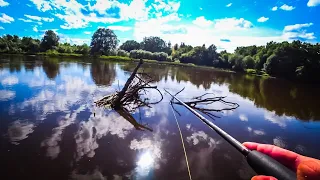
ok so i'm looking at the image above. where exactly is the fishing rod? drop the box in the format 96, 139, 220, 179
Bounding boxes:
164, 89, 296, 180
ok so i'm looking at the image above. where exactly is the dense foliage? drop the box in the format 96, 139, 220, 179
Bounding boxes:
90, 28, 119, 55
1, 28, 320, 83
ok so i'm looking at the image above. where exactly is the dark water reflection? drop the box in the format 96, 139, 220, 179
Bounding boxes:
0, 55, 320, 180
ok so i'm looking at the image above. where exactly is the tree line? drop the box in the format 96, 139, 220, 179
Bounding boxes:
0, 28, 320, 83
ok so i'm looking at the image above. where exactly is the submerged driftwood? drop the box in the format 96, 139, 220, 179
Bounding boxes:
95, 59, 163, 131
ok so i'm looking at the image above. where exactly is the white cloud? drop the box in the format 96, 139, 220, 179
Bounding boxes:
199, 7, 203, 10
29, 0, 52, 12
283, 23, 315, 40
271, 6, 278, 11
134, 16, 286, 52
0, 13, 14, 23
213, 17, 253, 30
0, 0, 9, 7
33, 26, 38, 32
60, 36, 90, 45
226, 3, 232, 7
1, 76, 19, 86
284, 23, 313, 32
307, 0, 320, 7
108, 26, 132, 32
192, 16, 213, 28
280, 4, 295, 11
24, 14, 54, 22
84, 31, 91, 35
257, 16, 269, 23
239, 114, 248, 121
0, 26, 4, 30
18, 18, 33, 23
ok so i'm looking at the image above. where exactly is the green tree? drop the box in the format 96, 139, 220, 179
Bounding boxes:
243, 55, 255, 69
40, 30, 59, 52
140, 36, 169, 53
119, 40, 140, 52
90, 28, 119, 55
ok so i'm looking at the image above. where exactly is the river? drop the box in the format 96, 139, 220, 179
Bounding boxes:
0, 55, 319, 180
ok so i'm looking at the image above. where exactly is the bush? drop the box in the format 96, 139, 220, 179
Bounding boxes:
45, 49, 59, 56
129, 49, 170, 61
116, 49, 129, 57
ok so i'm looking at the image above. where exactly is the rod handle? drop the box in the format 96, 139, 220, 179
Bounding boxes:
247, 150, 296, 180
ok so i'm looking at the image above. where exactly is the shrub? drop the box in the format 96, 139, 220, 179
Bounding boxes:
116, 49, 129, 57
129, 49, 170, 61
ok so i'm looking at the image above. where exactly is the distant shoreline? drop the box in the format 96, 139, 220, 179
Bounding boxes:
0, 53, 273, 78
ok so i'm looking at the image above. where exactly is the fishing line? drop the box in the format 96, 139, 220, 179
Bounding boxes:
170, 103, 192, 180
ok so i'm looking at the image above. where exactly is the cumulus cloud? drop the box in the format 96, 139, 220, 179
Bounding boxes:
271, 6, 278, 11
284, 23, 313, 32
257, 16, 269, 23
280, 4, 295, 11
24, 14, 54, 22
192, 16, 213, 27
108, 26, 132, 32
0, 0, 9, 7
34, 26, 40, 33
307, 0, 320, 7
213, 17, 253, 30
226, 3, 232, 7
0, 13, 14, 23
29, 0, 52, 12
84, 31, 91, 35
283, 23, 315, 40
0, 26, 4, 30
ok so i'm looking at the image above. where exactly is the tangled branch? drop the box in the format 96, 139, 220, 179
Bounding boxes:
171, 88, 239, 120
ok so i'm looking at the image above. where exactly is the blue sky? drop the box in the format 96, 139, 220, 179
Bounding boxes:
0, 0, 320, 52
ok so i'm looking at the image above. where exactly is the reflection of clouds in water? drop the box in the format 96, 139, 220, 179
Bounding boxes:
130, 138, 162, 176
1, 76, 18, 86
264, 111, 293, 128
8, 121, 35, 145
186, 131, 218, 147
74, 110, 134, 160
247, 127, 265, 136
294, 144, 306, 154
129, 108, 169, 178
0, 90, 15, 101
70, 169, 107, 180
183, 124, 221, 179
19, 75, 112, 120
130, 138, 162, 160
239, 114, 248, 121
273, 137, 287, 148
41, 106, 86, 159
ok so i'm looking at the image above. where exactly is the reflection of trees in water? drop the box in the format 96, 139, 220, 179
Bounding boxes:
91, 60, 116, 86
42, 58, 60, 80
24, 56, 41, 71
225, 75, 320, 121
120, 63, 319, 121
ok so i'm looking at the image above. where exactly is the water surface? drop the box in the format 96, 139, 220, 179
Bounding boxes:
1, 55, 320, 180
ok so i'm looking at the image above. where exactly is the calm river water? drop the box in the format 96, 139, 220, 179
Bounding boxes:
0, 55, 320, 180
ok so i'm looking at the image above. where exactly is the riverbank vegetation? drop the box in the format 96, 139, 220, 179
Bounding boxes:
0, 28, 319, 83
